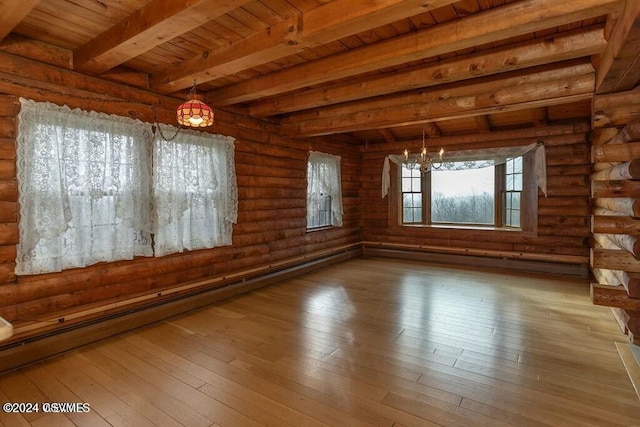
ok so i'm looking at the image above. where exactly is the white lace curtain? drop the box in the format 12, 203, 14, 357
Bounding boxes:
382, 142, 547, 197
307, 151, 343, 227
153, 125, 237, 257
16, 98, 237, 275
16, 98, 153, 274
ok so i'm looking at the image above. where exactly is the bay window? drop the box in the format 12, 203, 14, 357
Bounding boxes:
386, 143, 545, 232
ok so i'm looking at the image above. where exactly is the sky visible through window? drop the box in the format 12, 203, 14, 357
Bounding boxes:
431, 165, 494, 196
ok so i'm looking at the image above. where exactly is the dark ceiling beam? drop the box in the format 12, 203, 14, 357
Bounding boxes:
280, 62, 596, 137
284, 61, 593, 123
475, 116, 492, 133
424, 123, 442, 138
378, 129, 396, 143
532, 108, 549, 127
150, 0, 460, 94
210, 0, 619, 107
247, 26, 606, 117
73, 0, 252, 75
151, 16, 301, 94
596, 0, 640, 93
0, 0, 41, 42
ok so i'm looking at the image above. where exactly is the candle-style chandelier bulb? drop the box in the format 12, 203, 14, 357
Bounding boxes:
403, 128, 444, 174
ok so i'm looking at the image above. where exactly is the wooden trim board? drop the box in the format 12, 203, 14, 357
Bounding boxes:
616, 342, 640, 401
363, 246, 589, 278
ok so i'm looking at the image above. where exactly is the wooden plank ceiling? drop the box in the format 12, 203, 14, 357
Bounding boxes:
0, 0, 634, 144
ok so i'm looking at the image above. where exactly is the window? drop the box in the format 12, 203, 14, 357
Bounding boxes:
385, 143, 544, 232
430, 164, 495, 225
16, 99, 153, 275
16, 99, 237, 275
307, 151, 343, 229
402, 159, 523, 228
308, 194, 333, 229
153, 126, 237, 257
402, 167, 423, 223
504, 157, 523, 227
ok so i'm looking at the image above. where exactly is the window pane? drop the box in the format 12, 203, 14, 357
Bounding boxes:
503, 189, 521, 228
404, 208, 414, 222
402, 177, 412, 192
505, 156, 523, 194
402, 165, 419, 178
403, 194, 413, 208
506, 174, 514, 191
512, 192, 521, 209
412, 177, 421, 191
405, 206, 425, 222
514, 173, 523, 191
412, 193, 422, 207
511, 210, 520, 227
431, 165, 495, 224
514, 156, 523, 173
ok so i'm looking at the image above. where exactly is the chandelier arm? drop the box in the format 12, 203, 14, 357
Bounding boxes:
402, 128, 445, 174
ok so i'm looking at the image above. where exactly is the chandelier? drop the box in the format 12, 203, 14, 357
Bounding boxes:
403, 129, 444, 173
177, 81, 214, 127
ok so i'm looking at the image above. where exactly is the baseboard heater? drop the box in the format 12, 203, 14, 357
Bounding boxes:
0, 245, 361, 373
362, 242, 589, 278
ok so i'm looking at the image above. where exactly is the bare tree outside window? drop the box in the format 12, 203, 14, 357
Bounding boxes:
431, 165, 495, 225
400, 156, 524, 228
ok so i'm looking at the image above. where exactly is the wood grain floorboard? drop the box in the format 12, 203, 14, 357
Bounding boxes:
1, 258, 639, 426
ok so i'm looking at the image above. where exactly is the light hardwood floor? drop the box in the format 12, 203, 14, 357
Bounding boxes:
1, 258, 639, 426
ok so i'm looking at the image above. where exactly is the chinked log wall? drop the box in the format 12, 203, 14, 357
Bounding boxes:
590, 87, 640, 345
360, 122, 592, 275
0, 40, 361, 347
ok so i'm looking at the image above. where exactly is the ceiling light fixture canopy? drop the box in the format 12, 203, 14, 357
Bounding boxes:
177, 80, 214, 127
403, 128, 444, 174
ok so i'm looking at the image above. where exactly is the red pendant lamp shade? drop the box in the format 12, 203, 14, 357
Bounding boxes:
177, 84, 214, 127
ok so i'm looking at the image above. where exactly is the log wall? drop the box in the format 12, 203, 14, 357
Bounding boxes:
0, 44, 361, 342
360, 123, 592, 268
590, 87, 640, 345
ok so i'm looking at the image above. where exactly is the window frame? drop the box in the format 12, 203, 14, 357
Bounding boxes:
424, 163, 498, 227
502, 156, 524, 228
393, 151, 537, 234
306, 151, 343, 231
307, 194, 333, 230
152, 126, 237, 257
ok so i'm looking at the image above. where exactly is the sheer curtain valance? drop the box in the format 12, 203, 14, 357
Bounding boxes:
16, 98, 237, 275
382, 142, 546, 198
